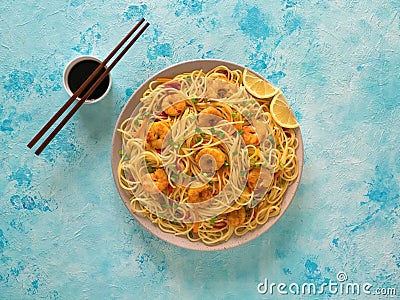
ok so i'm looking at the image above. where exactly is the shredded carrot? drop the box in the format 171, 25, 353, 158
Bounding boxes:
156, 77, 171, 83
193, 209, 200, 234
274, 171, 282, 180
193, 222, 199, 234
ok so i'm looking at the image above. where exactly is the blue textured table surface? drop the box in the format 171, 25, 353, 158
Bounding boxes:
1, 1, 399, 299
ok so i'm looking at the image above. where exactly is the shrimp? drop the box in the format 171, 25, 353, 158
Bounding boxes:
195, 147, 226, 172
247, 168, 272, 192
146, 121, 169, 149
198, 107, 224, 127
242, 125, 260, 145
188, 185, 213, 203
141, 168, 169, 194
161, 93, 187, 116
226, 207, 246, 226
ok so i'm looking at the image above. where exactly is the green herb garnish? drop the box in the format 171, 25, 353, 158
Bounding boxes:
217, 131, 225, 139
147, 166, 155, 173
162, 203, 171, 209
268, 134, 276, 145
250, 158, 257, 167
210, 216, 217, 226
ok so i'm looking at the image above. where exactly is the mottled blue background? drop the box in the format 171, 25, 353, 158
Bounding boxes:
1, 0, 399, 299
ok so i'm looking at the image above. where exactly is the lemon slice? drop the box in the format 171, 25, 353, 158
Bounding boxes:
270, 92, 299, 128
243, 68, 279, 99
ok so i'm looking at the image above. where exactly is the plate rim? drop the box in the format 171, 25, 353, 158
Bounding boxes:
111, 59, 304, 251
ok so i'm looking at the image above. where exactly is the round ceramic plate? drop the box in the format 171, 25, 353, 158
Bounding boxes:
111, 59, 304, 251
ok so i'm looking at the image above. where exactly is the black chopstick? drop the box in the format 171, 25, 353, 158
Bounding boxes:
28, 19, 149, 155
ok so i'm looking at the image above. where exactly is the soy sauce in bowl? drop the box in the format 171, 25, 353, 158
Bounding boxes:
63, 56, 112, 104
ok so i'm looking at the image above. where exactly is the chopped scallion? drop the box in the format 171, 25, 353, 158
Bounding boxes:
210, 216, 217, 226
268, 134, 276, 145
147, 166, 155, 173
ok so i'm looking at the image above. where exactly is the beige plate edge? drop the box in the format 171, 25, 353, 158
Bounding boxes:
110, 59, 304, 251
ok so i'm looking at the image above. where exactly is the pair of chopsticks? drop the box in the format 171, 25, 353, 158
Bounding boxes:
28, 18, 150, 155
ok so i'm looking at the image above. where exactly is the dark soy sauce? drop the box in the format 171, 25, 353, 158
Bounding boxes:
67, 60, 110, 100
